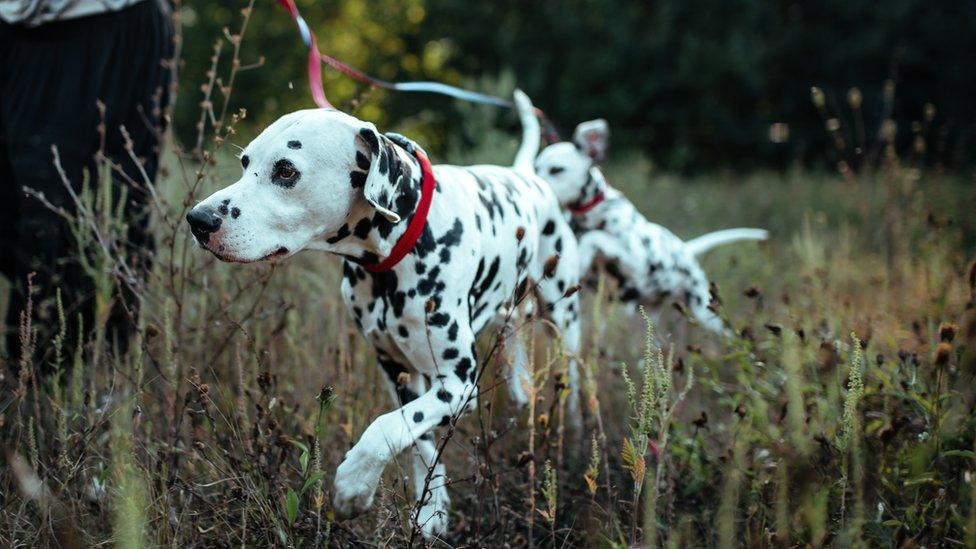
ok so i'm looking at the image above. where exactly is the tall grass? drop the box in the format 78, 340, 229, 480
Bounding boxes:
2, 5, 976, 547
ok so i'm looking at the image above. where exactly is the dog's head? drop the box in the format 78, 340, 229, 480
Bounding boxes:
534, 119, 609, 208
186, 109, 416, 263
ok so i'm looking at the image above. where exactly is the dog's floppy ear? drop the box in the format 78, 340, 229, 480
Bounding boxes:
572, 119, 610, 162
356, 126, 411, 223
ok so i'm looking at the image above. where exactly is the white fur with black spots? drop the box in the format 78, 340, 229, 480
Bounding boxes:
186, 93, 581, 540
516, 93, 767, 336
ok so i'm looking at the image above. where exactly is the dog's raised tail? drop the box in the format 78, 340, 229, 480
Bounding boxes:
513, 89, 540, 174
685, 228, 769, 256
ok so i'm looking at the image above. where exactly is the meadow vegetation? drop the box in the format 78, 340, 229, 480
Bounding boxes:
2, 5, 976, 547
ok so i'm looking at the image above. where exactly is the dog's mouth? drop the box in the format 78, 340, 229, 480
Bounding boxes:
205, 241, 290, 263
261, 246, 290, 261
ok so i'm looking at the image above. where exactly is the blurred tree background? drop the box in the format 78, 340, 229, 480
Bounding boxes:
175, 0, 976, 173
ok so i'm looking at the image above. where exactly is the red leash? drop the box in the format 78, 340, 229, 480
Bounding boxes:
276, 0, 332, 108
275, 0, 561, 142
362, 146, 436, 273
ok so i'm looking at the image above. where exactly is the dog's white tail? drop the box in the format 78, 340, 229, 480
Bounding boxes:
685, 228, 769, 256
512, 89, 540, 174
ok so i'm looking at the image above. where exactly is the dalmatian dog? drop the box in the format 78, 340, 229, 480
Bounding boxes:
517, 95, 767, 335
185, 93, 581, 539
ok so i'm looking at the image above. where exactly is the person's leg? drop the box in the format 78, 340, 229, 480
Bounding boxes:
1, 2, 173, 367
0, 135, 22, 367
96, 0, 173, 350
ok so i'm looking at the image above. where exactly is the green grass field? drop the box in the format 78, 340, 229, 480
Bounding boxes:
2, 119, 974, 547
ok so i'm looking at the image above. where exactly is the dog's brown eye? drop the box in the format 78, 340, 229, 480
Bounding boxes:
549, 166, 565, 176
272, 159, 300, 187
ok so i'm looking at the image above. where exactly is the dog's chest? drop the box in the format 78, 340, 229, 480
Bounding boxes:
338, 168, 548, 357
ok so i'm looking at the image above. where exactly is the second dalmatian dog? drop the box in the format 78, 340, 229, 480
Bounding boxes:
516, 94, 767, 335
185, 94, 581, 539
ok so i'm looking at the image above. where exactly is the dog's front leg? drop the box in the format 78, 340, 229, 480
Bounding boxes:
333, 318, 478, 539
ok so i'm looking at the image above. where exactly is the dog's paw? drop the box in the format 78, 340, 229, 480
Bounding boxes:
332, 452, 384, 519
415, 491, 451, 539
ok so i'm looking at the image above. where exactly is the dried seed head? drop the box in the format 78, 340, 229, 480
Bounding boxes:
924, 103, 936, 122
826, 118, 841, 132
538, 413, 549, 429
145, 323, 162, 338
426, 299, 437, 314
396, 371, 411, 387
543, 254, 560, 278
562, 284, 581, 298
734, 404, 747, 419
939, 323, 958, 343
743, 286, 760, 298
317, 385, 334, 402
847, 87, 862, 109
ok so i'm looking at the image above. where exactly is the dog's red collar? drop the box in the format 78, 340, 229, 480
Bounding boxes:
570, 192, 605, 215
362, 148, 435, 273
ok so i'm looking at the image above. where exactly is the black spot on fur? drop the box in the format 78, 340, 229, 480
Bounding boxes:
542, 220, 556, 235
230, 207, 240, 219
287, 140, 302, 150
436, 389, 452, 402
454, 357, 473, 381
438, 415, 451, 426
327, 223, 351, 244
443, 348, 459, 360
353, 217, 372, 239
413, 411, 424, 423
621, 288, 640, 302
241, 155, 249, 168
356, 151, 370, 170
429, 312, 450, 327
350, 171, 367, 189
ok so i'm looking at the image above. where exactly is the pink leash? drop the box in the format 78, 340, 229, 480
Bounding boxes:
276, 0, 561, 142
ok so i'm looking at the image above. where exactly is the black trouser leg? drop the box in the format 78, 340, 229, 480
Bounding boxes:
0, 0, 172, 371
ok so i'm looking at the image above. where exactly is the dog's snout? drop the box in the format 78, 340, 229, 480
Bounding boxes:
186, 206, 222, 242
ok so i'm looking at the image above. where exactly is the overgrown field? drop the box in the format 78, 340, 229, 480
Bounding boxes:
3, 9, 976, 545
2, 126, 975, 546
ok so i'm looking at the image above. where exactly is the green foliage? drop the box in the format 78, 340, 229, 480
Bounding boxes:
175, 0, 976, 171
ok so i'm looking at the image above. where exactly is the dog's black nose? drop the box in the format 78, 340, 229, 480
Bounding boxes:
186, 206, 222, 242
